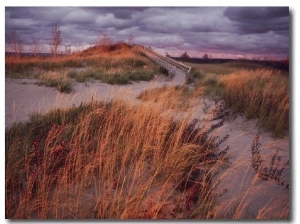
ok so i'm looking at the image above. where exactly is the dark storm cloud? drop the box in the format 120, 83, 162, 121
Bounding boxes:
224, 7, 289, 34
5, 7, 289, 59
81, 7, 147, 19
224, 7, 288, 21
137, 7, 232, 34
101, 7, 147, 20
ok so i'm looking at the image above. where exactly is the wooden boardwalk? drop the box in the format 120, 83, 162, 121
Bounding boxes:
133, 45, 192, 84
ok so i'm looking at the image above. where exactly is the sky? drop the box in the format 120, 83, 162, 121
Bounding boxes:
5, 6, 289, 60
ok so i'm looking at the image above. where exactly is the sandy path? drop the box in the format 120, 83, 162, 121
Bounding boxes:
5, 67, 186, 128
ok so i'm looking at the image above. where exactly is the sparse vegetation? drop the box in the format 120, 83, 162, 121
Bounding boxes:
37, 71, 72, 93
187, 60, 289, 137
251, 134, 289, 189
5, 43, 169, 91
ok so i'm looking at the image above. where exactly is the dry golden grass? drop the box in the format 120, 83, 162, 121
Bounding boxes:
137, 85, 199, 111
6, 99, 227, 219
219, 69, 289, 137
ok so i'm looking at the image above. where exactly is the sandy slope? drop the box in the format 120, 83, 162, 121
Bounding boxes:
212, 115, 289, 218
5, 67, 289, 219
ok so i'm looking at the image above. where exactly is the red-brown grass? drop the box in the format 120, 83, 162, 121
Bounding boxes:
5, 99, 226, 219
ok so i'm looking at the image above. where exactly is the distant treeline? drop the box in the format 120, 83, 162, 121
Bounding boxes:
172, 57, 289, 72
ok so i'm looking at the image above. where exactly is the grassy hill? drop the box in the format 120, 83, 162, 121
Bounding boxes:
5, 42, 168, 92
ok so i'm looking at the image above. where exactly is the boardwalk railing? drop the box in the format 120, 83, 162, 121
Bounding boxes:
133, 45, 192, 83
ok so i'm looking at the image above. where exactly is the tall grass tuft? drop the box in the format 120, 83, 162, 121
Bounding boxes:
37, 71, 72, 93
137, 85, 195, 110
219, 69, 289, 137
6, 100, 227, 219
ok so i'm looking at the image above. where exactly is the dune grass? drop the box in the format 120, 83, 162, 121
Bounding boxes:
183, 59, 288, 76
219, 69, 289, 137
5, 43, 168, 91
5, 99, 228, 219
137, 85, 198, 111
5, 90, 289, 219
66, 67, 158, 85
187, 62, 289, 137
136, 62, 288, 138
37, 71, 72, 93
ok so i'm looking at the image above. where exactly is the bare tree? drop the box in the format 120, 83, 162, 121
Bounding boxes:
203, 53, 209, 60
98, 31, 112, 52
11, 31, 18, 53
180, 51, 189, 58
10, 31, 23, 56
64, 45, 72, 55
127, 34, 133, 46
32, 36, 40, 57
51, 24, 62, 56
